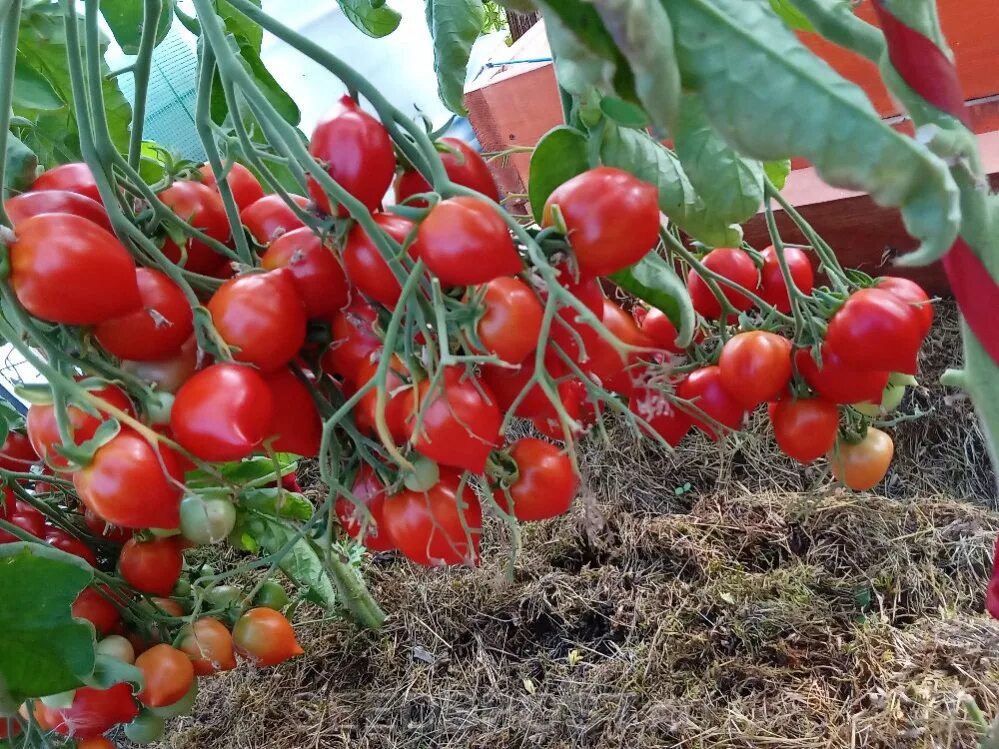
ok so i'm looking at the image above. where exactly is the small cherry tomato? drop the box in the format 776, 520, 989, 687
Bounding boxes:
794, 346, 890, 405
321, 297, 382, 383
718, 331, 792, 408
676, 366, 746, 440
5, 189, 112, 232
179, 617, 237, 676
32, 683, 137, 739
135, 644, 195, 707
636, 307, 682, 354
825, 288, 925, 374
199, 161, 264, 211
44, 527, 97, 566
758, 245, 814, 313
158, 180, 232, 275
240, 193, 310, 245
875, 276, 934, 338
30, 162, 101, 203
395, 137, 500, 205
629, 382, 691, 447
121, 336, 199, 394
262, 367, 322, 458
582, 298, 653, 397
0, 430, 39, 472
335, 464, 395, 551
769, 397, 839, 464
119, 537, 183, 596
828, 427, 894, 491
495, 438, 578, 521
342, 212, 418, 307
686, 248, 759, 319
232, 607, 304, 666
354, 355, 415, 445
472, 276, 543, 364
72, 586, 120, 635
260, 226, 349, 318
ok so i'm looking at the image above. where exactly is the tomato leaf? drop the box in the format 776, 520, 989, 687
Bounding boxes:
769, 0, 814, 31
598, 96, 647, 128
426, 0, 485, 116
12, 62, 62, 111
764, 159, 792, 190
338, 0, 402, 38
540, 11, 615, 97
253, 521, 338, 612
528, 126, 589, 223
610, 253, 695, 347
100, 0, 176, 54
185, 454, 297, 490
3, 132, 38, 200
0, 544, 95, 703
240, 489, 313, 521
86, 654, 144, 692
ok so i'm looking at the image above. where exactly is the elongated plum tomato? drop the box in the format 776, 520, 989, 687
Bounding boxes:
0, 430, 38, 471
232, 607, 304, 666
759, 245, 813, 313
240, 194, 310, 245
495, 438, 578, 521
828, 427, 894, 490
395, 137, 500, 205
207, 270, 307, 372
381, 468, 483, 566
676, 366, 746, 441
179, 617, 237, 676
5, 190, 112, 232
825, 288, 924, 374
637, 307, 682, 354
136, 644, 195, 707
629, 381, 692, 447
769, 398, 839, 464
342, 212, 418, 307
262, 367, 322, 457
30, 162, 102, 203
171, 363, 274, 462
260, 226, 349, 318
875, 276, 933, 338
72, 586, 120, 635
199, 161, 264, 211
119, 537, 183, 596
718, 331, 792, 408
32, 683, 138, 739
542, 167, 660, 278
74, 428, 184, 529
94, 268, 194, 361
354, 356, 414, 445
794, 346, 889, 405
28, 383, 134, 471
321, 297, 381, 383
416, 196, 522, 286
473, 276, 543, 364
686, 248, 759, 319
308, 95, 395, 215
9, 213, 140, 324
407, 366, 502, 473
335, 463, 395, 551
158, 180, 232, 275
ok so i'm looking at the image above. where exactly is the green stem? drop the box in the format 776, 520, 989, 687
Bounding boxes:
127, 0, 163, 171
0, 0, 22, 220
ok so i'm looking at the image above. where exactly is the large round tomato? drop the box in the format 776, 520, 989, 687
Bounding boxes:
542, 167, 660, 277
262, 367, 322, 457
10, 213, 140, 324
207, 269, 307, 372
582, 298, 653, 397
171, 363, 274, 462
636, 307, 682, 354
629, 382, 692, 446
769, 397, 839, 464
718, 331, 792, 408
121, 336, 198, 394
354, 356, 414, 445
395, 137, 500, 205
119, 537, 183, 595
30, 162, 101, 203
686, 248, 759, 319
0, 430, 39, 471
232, 607, 303, 666
335, 464, 395, 551
321, 298, 382, 383
473, 276, 543, 364
72, 586, 120, 635
32, 683, 138, 739
676, 366, 746, 440
135, 644, 195, 707
5, 189, 111, 232
381, 469, 482, 566
407, 367, 502, 473
794, 346, 889, 405
495, 438, 578, 521
828, 427, 894, 490
825, 288, 924, 374
74, 428, 184, 529
875, 276, 933, 338
260, 227, 349, 318
199, 161, 264, 211
308, 95, 395, 215
240, 193, 310, 245
342, 212, 418, 307
179, 617, 236, 675
759, 245, 813, 313
416, 197, 521, 286
93, 268, 194, 361
44, 527, 97, 566
158, 180, 232, 275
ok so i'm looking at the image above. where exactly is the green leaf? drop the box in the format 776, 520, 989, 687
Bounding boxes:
610, 253, 695, 347
769, 0, 814, 31
253, 521, 337, 612
240, 488, 313, 521
216, 0, 262, 51
185, 454, 297, 489
764, 158, 792, 190
12, 62, 62, 111
540, 10, 615, 97
100, 0, 176, 54
599, 96, 647, 128
86, 654, 144, 691
0, 544, 95, 703
426, 0, 485, 115
674, 93, 764, 226
3, 132, 38, 199
661, 0, 960, 264
338, 0, 402, 38
528, 125, 589, 223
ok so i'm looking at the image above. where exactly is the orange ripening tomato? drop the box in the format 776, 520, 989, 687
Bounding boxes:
135, 644, 195, 707
232, 607, 304, 666
828, 427, 894, 491
179, 617, 237, 676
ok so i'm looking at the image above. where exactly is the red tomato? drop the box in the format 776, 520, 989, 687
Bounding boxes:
240, 194, 310, 245
32, 683, 138, 739
395, 137, 500, 205
582, 299, 653, 397
542, 167, 660, 277
207, 270, 307, 372
828, 427, 894, 490
199, 161, 264, 211
135, 644, 195, 707
718, 331, 792, 408
354, 356, 414, 445
480, 359, 558, 417
408, 367, 502, 473
473, 276, 543, 364
381, 469, 482, 566
308, 95, 395, 215
171, 363, 274, 462
686, 248, 759, 319
630, 382, 691, 446
987, 576, 999, 621
321, 298, 382, 383
759, 245, 814, 313
93, 268, 194, 361
232, 607, 304, 666
335, 464, 395, 551
83, 507, 133, 543
825, 288, 924, 374
546, 262, 605, 367
10, 213, 140, 324
121, 335, 199, 394
769, 398, 839, 464
179, 617, 237, 676
0, 498, 45, 542
44, 527, 96, 566
5, 190, 111, 232
416, 197, 522, 286
263, 367, 322, 457
637, 307, 682, 354
529, 378, 595, 442
158, 180, 232, 275
342, 212, 418, 307
74, 428, 184, 529
30, 162, 101, 203
260, 227, 349, 318
495, 438, 578, 521
72, 585, 120, 635
119, 537, 183, 595
676, 366, 746, 440
876, 276, 933, 338
0, 430, 39, 472
794, 346, 890, 405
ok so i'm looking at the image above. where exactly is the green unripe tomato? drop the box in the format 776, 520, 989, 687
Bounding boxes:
888, 372, 918, 387
149, 678, 198, 719
180, 495, 237, 545
854, 384, 907, 417
95, 634, 135, 664
124, 712, 166, 744
145, 391, 175, 425
174, 577, 192, 598
204, 584, 244, 608
150, 526, 182, 538
254, 580, 291, 611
